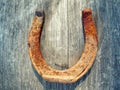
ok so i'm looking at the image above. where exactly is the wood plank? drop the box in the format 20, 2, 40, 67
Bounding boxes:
41, 0, 68, 70
67, 0, 84, 68
0, 0, 120, 90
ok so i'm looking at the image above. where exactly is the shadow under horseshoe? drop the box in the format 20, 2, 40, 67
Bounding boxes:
32, 65, 92, 90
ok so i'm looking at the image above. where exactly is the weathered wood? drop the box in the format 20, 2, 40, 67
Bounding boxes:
0, 0, 120, 90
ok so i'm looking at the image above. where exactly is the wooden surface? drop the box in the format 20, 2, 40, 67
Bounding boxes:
0, 0, 120, 90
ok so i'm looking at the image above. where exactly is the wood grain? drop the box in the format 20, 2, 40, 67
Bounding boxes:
0, 0, 120, 90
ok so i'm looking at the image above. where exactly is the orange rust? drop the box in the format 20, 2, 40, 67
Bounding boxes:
28, 8, 98, 83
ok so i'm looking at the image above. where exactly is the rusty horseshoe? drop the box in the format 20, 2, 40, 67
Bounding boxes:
28, 8, 98, 83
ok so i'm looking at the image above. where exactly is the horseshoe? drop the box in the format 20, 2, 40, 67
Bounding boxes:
28, 8, 98, 83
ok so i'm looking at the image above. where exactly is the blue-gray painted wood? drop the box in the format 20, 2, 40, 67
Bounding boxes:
0, 0, 120, 90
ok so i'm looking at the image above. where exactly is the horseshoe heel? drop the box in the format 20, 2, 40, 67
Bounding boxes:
28, 8, 98, 83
